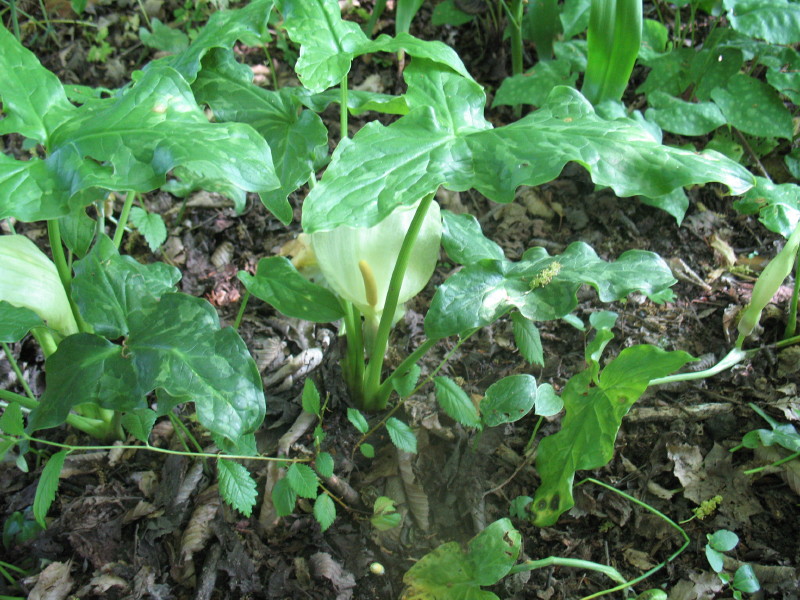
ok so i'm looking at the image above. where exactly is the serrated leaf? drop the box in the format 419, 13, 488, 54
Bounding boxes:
121, 409, 158, 443
386, 418, 417, 453
0, 438, 16, 461
315, 452, 334, 478
238, 256, 345, 323
371, 496, 402, 531
530, 346, 694, 526
481, 375, 537, 427
72, 235, 180, 338
272, 477, 297, 517
0, 24, 76, 142
302, 378, 321, 417
280, 0, 471, 93
33, 450, 68, 528
441, 210, 505, 266
347, 408, 369, 434
302, 61, 753, 234
129, 207, 167, 252
425, 241, 676, 339
391, 363, 421, 398
313, 493, 336, 531
0, 403, 25, 436
724, 0, 800, 45
360, 443, 375, 458
711, 74, 793, 140
217, 459, 258, 517
511, 312, 544, 366
0, 302, 44, 343
708, 529, 739, 552
192, 49, 328, 224
433, 376, 481, 428
286, 463, 319, 498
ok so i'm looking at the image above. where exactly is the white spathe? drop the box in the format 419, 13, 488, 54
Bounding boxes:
309, 200, 442, 323
0, 234, 78, 336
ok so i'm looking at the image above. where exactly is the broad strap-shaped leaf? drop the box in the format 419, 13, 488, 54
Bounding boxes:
28, 333, 146, 432
238, 256, 345, 323
724, 0, 800, 45
530, 346, 693, 526
0, 24, 76, 142
0, 302, 44, 343
126, 293, 265, 451
192, 49, 328, 224
280, 0, 471, 93
302, 60, 754, 233
161, 0, 274, 81
425, 241, 676, 339
401, 519, 520, 599
733, 177, 800, 238
72, 235, 181, 338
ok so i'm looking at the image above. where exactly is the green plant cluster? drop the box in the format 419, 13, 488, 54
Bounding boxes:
1, 0, 799, 597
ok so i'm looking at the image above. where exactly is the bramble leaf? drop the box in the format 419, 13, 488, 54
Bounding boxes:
386, 418, 417, 453
218, 459, 258, 517
512, 312, 544, 366
0, 402, 25, 436
433, 376, 481, 428
347, 408, 369, 434
313, 494, 336, 531
315, 452, 335, 478
33, 450, 68, 528
286, 463, 319, 498
129, 207, 167, 252
272, 477, 297, 517
302, 378, 321, 417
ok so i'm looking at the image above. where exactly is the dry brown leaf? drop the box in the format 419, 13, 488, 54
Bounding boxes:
754, 446, 800, 497
179, 485, 221, 562
623, 548, 656, 570
309, 552, 356, 600
27, 561, 73, 600
397, 449, 429, 530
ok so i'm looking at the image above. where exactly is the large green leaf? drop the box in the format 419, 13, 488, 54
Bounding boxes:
28, 334, 146, 432
279, 0, 471, 93
0, 302, 44, 343
710, 74, 794, 140
724, 0, 800, 44
192, 49, 328, 224
493, 60, 578, 108
0, 24, 76, 142
238, 256, 345, 323
72, 235, 181, 338
733, 177, 800, 238
161, 0, 274, 81
302, 60, 753, 233
401, 519, 520, 599
126, 293, 265, 450
0, 154, 71, 222
441, 210, 505, 266
530, 345, 694, 526
425, 241, 676, 339
645, 91, 727, 136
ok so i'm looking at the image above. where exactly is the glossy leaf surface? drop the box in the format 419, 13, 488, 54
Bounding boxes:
480, 375, 537, 427
0, 302, 44, 343
530, 345, 693, 526
425, 241, 676, 340
724, 0, 800, 44
303, 61, 753, 233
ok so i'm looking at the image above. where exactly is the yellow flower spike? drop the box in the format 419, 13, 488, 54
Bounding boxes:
358, 260, 379, 308
0, 234, 78, 337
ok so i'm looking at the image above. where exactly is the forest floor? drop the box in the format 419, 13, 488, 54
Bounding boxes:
1, 1, 799, 599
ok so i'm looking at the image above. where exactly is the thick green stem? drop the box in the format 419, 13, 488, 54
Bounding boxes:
31, 328, 59, 358
1, 343, 36, 400
233, 289, 250, 331
263, 46, 280, 90
509, 0, 524, 77
340, 74, 349, 141
783, 246, 800, 338
113, 191, 136, 249
362, 194, 434, 410
374, 338, 438, 403
508, 556, 627, 585
0, 388, 111, 439
46, 220, 89, 333
342, 301, 366, 397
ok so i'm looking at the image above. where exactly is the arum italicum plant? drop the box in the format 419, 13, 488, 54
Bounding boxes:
241, 194, 442, 411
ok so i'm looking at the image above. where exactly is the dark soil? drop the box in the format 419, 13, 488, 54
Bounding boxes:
1, 2, 799, 599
